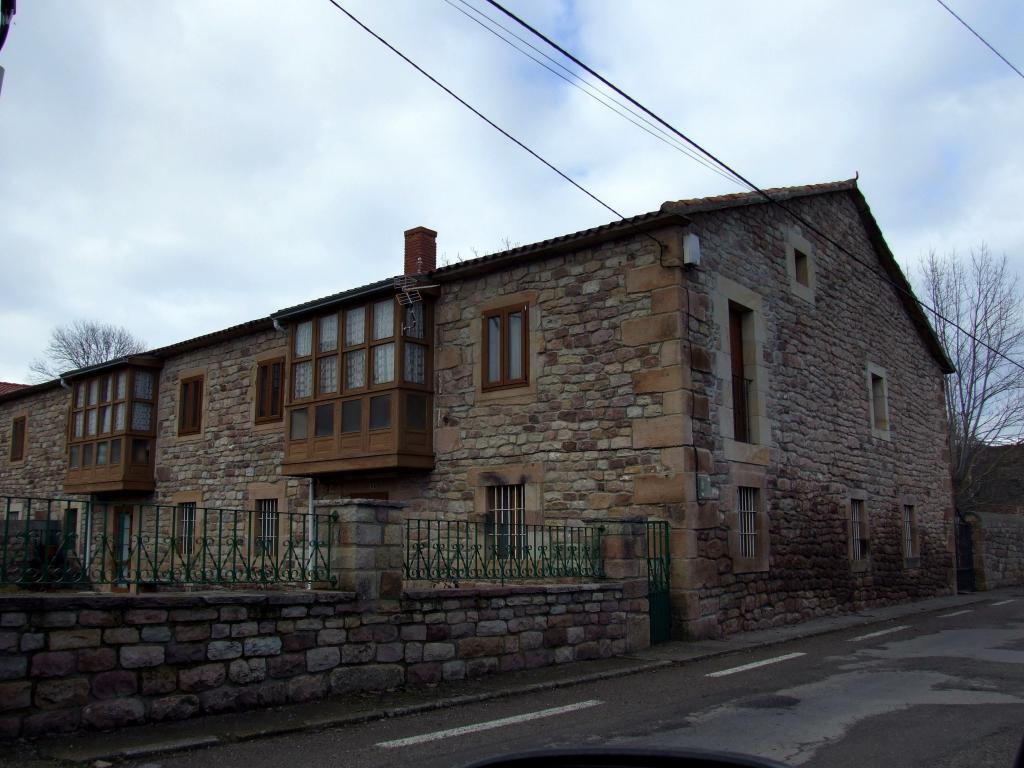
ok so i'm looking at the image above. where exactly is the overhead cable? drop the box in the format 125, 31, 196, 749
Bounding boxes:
482, 0, 1024, 373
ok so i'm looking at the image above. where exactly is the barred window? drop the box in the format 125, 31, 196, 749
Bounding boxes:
737, 486, 758, 559
851, 499, 868, 561
258, 499, 279, 556
178, 502, 197, 557
903, 505, 917, 560
487, 484, 526, 559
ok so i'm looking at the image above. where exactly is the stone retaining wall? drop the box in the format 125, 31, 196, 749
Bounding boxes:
0, 581, 648, 740
974, 511, 1024, 589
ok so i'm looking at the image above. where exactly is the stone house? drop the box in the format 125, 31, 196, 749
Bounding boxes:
0, 178, 957, 638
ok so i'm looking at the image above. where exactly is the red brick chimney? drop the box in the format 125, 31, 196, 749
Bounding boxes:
404, 226, 437, 276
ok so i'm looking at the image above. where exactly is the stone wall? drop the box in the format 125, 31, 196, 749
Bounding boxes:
318, 230, 682, 525
320, 190, 956, 639
676, 192, 955, 636
0, 385, 73, 499
0, 581, 647, 740
974, 511, 1024, 589
151, 327, 307, 514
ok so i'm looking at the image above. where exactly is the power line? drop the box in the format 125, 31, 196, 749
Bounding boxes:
322, 0, 625, 221
482, 0, 1024, 374
934, 0, 1024, 81
443, 0, 745, 188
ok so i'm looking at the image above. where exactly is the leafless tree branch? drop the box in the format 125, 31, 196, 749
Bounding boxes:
29, 320, 146, 382
918, 245, 1024, 511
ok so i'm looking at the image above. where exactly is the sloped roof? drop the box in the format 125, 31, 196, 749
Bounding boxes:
660, 178, 954, 373
3, 178, 953, 402
661, 179, 857, 215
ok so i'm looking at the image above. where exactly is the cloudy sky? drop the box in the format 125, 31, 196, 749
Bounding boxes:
0, 1, 1021, 383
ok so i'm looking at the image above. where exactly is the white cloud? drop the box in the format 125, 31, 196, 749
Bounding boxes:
0, 0, 1020, 381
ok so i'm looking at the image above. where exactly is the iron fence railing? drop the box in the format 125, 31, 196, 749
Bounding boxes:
0, 496, 337, 588
404, 518, 604, 584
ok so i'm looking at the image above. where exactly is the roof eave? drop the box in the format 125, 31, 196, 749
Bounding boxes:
847, 188, 956, 374
432, 211, 691, 282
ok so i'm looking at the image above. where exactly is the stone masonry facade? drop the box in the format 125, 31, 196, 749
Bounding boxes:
0, 580, 647, 739
320, 186, 957, 637
1, 180, 957, 642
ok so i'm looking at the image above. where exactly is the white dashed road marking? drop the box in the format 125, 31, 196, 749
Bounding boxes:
991, 600, 1016, 607
375, 699, 604, 748
848, 625, 911, 642
939, 610, 974, 618
705, 652, 807, 678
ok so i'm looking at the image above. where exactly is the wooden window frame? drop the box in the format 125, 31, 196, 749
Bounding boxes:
9, 416, 26, 462
178, 375, 204, 436
255, 357, 285, 424
482, 303, 529, 391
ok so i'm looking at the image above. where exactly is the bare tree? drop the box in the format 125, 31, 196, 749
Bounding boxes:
918, 245, 1024, 510
29, 321, 146, 382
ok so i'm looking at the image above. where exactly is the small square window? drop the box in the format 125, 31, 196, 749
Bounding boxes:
130, 439, 150, 466
290, 408, 309, 440
341, 400, 362, 433
406, 393, 427, 430
369, 394, 391, 430
314, 403, 334, 438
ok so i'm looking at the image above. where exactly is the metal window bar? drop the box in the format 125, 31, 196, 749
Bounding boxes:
851, 499, 866, 560
403, 517, 603, 584
903, 505, 915, 558
178, 503, 196, 558
487, 484, 526, 561
737, 486, 758, 559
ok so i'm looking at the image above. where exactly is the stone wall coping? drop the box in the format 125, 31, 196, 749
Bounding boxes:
314, 498, 408, 509
0, 589, 358, 611
402, 581, 630, 600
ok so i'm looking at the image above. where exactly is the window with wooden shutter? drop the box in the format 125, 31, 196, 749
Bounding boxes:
255, 358, 284, 423
9, 416, 26, 462
178, 376, 204, 436
482, 304, 529, 390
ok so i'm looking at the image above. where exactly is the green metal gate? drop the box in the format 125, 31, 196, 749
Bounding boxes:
646, 520, 671, 644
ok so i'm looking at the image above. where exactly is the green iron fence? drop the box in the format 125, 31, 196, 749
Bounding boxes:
0, 496, 337, 588
404, 518, 605, 584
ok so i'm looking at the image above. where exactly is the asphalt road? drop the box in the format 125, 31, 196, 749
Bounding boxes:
117, 597, 1024, 768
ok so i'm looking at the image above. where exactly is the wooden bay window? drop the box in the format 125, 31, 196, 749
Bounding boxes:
282, 295, 434, 474
65, 364, 159, 493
